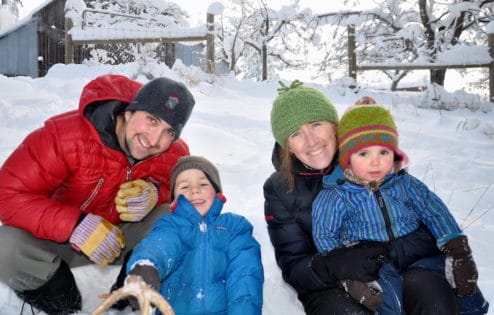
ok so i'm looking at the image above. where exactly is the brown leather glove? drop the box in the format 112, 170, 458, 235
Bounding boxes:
126, 264, 161, 310
310, 244, 388, 284
442, 235, 478, 296
342, 280, 383, 311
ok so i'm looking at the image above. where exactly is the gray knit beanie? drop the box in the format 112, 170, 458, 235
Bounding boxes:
126, 77, 195, 140
170, 156, 222, 201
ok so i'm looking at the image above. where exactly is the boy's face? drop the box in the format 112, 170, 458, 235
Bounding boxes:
173, 169, 216, 216
349, 145, 394, 182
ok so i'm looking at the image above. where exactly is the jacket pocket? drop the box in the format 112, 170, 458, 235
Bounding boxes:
80, 178, 105, 211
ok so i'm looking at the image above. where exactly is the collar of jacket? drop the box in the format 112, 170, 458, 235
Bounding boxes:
325, 168, 407, 190
171, 193, 225, 223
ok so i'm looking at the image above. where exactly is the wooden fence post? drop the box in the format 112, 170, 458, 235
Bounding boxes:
206, 13, 215, 74
347, 25, 357, 83
64, 17, 74, 64
164, 42, 175, 68
488, 25, 494, 102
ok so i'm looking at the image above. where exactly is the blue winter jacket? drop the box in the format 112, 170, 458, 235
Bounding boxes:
312, 170, 462, 252
127, 194, 264, 315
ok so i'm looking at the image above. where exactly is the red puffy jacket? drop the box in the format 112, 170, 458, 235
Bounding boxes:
0, 74, 190, 242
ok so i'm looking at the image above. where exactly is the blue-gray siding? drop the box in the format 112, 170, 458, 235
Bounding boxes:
0, 20, 38, 77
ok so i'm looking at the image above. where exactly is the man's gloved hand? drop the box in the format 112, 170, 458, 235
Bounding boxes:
126, 263, 161, 310
115, 179, 158, 222
443, 235, 478, 296
69, 213, 125, 266
310, 244, 388, 284
342, 280, 383, 312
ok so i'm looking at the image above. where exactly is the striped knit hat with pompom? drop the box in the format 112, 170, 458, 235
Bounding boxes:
270, 80, 339, 147
338, 98, 408, 170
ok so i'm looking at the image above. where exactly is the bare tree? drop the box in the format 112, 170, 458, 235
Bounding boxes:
80, 0, 189, 65
1, 0, 22, 18
217, 0, 313, 81
311, 0, 493, 88
419, 0, 494, 85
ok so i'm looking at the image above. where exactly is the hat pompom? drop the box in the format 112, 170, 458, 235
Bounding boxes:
355, 96, 376, 105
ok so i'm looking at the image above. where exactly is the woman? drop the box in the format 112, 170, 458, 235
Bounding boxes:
263, 82, 460, 314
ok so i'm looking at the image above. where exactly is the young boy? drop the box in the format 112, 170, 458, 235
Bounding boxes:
125, 156, 264, 314
312, 101, 489, 314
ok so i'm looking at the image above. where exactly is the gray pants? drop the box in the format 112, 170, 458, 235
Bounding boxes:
0, 204, 170, 291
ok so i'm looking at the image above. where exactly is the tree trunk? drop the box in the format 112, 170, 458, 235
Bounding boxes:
389, 70, 408, 91
430, 69, 446, 86
164, 42, 175, 68
262, 43, 267, 81
419, 0, 443, 86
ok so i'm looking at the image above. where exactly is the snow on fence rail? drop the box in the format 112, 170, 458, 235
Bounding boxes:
64, 9, 216, 74
345, 24, 494, 101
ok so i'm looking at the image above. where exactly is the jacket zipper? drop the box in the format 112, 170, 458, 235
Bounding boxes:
126, 168, 132, 181
374, 189, 395, 241
200, 220, 207, 312
80, 178, 104, 211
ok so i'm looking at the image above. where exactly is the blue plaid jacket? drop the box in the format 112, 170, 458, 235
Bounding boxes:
312, 171, 462, 252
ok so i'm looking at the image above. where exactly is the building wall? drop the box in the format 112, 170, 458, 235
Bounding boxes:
176, 43, 204, 68
0, 0, 65, 77
36, 0, 66, 77
176, 43, 228, 74
0, 20, 38, 77
0, 0, 211, 77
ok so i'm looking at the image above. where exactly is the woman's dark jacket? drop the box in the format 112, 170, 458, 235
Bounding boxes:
263, 144, 342, 295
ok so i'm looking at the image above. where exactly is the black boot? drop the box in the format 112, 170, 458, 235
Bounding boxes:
15, 260, 81, 315
109, 249, 133, 310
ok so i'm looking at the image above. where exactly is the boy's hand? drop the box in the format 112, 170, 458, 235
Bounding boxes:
126, 264, 161, 310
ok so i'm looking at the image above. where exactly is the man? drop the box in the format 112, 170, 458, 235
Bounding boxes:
0, 74, 195, 314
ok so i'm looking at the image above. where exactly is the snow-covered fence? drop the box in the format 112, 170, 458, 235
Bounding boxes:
348, 24, 494, 101
64, 9, 216, 74
316, 11, 493, 99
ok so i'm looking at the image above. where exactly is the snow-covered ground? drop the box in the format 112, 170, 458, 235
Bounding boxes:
0, 62, 493, 314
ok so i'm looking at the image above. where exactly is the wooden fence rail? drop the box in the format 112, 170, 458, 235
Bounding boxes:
346, 25, 494, 101
65, 11, 216, 74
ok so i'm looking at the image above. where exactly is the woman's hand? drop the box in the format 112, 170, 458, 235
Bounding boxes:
310, 244, 388, 284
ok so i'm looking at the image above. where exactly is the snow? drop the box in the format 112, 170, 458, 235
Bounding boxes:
64, 4, 209, 42
69, 26, 208, 42
358, 45, 492, 68
0, 60, 493, 314
1, 0, 492, 312
207, 2, 224, 16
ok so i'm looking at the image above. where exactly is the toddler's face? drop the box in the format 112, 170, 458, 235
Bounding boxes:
173, 169, 216, 216
349, 145, 394, 182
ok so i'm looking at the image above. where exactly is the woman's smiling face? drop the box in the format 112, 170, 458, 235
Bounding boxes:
287, 121, 337, 170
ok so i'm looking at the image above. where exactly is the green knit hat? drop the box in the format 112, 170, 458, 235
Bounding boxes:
338, 103, 408, 170
270, 80, 339, 147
